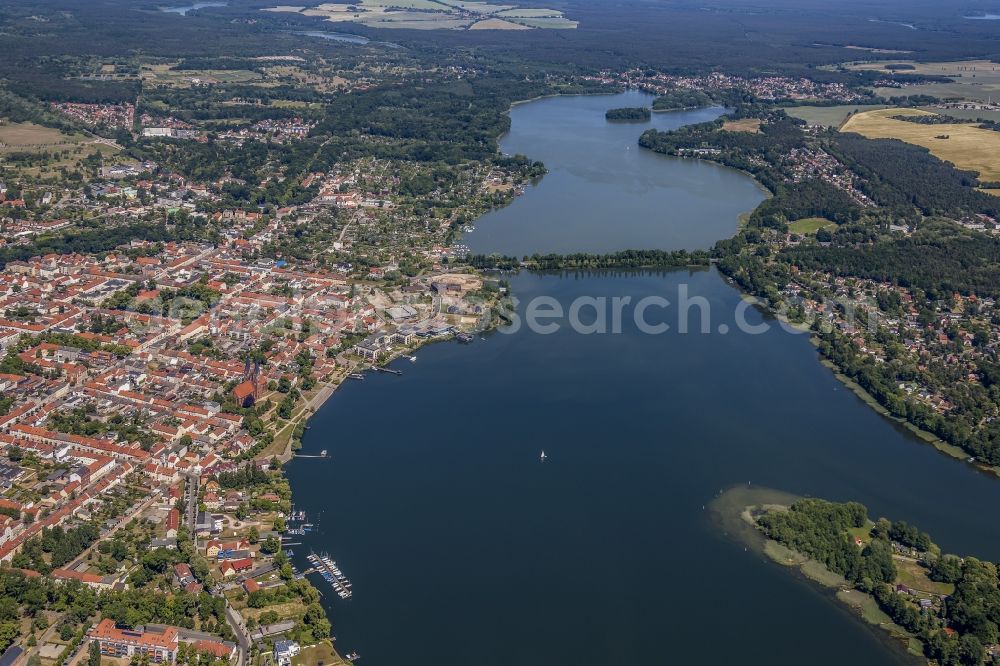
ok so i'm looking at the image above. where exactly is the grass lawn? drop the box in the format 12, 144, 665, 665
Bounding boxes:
894, 557, 955, 596
242, 599, 304, 623
846, 521, 874, 545
840, 107, 1000, 181
292, 641, 351, 666
788, 217, 837, 234
722, 118, 761, 133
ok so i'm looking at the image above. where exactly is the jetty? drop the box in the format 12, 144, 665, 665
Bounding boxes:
307, 552, 353, 599
373, 366, 402, 376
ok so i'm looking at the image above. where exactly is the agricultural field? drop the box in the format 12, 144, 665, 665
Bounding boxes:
503, 16, 576, 28
0, 122, 118, 176
849, 59, 1000, 103
785, 104, 888, 128
141, 63, 264, 87
840, 107, 1000, 181
918, 106, 1000, 122
495, 7, 560, 16
469, 18, 530, 29
0, 122, 87, 151
264, 0, 574, 29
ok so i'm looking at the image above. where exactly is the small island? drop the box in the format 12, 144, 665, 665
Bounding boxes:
714, 487, 997, 666
605, 106, 651, 121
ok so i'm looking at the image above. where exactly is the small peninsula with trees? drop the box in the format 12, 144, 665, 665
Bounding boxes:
605, 106, 651, 121
722, 488, 999, 666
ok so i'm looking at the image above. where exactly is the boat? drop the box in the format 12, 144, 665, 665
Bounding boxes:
346, 652, 361, 661
455, 332, 474, 343
540, 450, 547, 462
320, 449, 328, 457
348, 373, 365, 380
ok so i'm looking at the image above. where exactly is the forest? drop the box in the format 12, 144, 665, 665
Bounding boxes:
829, 134, 1000, 218
781, 225, 1000, 298
652, 89, 713, 111
605, 107, 651, 121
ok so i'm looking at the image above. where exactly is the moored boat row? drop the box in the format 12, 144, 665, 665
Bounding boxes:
307, 552, 354, 599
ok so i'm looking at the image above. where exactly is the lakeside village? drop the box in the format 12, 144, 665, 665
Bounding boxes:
0, 126, 525, 666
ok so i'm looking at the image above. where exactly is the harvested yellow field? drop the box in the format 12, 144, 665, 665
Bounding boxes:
840, 108, 1000, 181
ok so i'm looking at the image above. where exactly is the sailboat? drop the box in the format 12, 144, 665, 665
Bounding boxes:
540, 450, 547, 462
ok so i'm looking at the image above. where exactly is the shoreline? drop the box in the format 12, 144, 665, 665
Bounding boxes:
709, 486, 927, 665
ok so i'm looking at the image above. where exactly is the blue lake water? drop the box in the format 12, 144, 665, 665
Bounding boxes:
465, 91, 765, 256
286, 93, 1000, 666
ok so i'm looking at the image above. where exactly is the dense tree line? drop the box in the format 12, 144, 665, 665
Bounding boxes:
781, 226, 1000, 298
0, 222, 194, 270
214, 463, 271, 490
466, 249, 709, 271
639, 113, 808, 192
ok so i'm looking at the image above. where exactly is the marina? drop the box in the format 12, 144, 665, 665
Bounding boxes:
307, 553, 354, 600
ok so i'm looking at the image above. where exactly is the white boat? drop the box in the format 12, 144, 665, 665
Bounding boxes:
540, 450, 547, 462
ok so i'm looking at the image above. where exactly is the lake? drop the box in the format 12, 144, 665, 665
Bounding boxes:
160, 2, 226, 15
286, 93, 1000, 666
465, 91, 766, 256
293, 31, 371, 45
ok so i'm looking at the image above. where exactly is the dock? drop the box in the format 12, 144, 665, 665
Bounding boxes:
373, 366, 402, 376
307, 553, 353, 599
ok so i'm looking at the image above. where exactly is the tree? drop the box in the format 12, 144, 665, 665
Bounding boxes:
89, 639, 103, 666
260, 536, 280, 555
